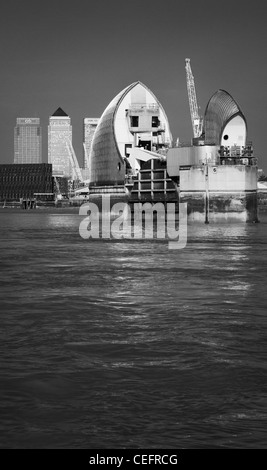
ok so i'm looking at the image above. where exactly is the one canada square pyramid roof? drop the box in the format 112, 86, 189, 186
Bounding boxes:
52, 107, 69, 117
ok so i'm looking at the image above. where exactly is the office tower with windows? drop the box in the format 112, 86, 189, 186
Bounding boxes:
48, 107, 72, 177
14, 118, 42, 164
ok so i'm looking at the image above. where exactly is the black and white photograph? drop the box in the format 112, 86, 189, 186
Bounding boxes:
0, 0, 266, 453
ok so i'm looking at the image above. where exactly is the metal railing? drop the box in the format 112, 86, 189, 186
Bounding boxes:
128, 103, 159, 112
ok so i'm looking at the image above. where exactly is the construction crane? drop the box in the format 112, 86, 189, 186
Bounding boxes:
185, 58, 203, 138
66, 139, 84, 183
53, 176, 65, 201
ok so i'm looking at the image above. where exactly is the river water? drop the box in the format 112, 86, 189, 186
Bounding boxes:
0, 208, 267, 449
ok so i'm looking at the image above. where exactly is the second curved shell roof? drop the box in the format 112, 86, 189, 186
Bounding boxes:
203, 89, 246, 145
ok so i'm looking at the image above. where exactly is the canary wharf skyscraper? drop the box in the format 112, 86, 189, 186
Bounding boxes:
14, 118, 42, 164
48, 107, 72, 177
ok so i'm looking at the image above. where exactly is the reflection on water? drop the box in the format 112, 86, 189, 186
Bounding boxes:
0, 210, 267, 449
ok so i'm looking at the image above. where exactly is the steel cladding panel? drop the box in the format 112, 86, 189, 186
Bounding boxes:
89, 85, 132, 186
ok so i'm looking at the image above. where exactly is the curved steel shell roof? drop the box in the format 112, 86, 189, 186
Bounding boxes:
90, 81, 172, 187
203, 89, 246, 145
89, 84, 134, 186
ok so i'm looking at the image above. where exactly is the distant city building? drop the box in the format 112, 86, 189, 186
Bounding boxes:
14, 118, 42, 164
48, 107, 72, 177
83, 118, 99, 169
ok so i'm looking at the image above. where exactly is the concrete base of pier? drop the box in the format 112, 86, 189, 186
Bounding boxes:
179, 165, 259, 223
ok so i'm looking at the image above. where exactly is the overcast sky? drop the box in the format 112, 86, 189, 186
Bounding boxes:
0, 0, 266, 171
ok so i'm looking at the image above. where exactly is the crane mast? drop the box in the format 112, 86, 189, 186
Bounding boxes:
83, 142, 90, 169
66, 139, 84, 183
185, 58, 203, 138
83, 142, 91, 183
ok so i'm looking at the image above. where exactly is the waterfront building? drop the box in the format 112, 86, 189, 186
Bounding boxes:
14, 118, 42, 164
0, 164, 53, 201
48, 107, 72, 178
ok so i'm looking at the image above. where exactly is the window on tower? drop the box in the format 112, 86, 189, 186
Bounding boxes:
130, 116, 139, 127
